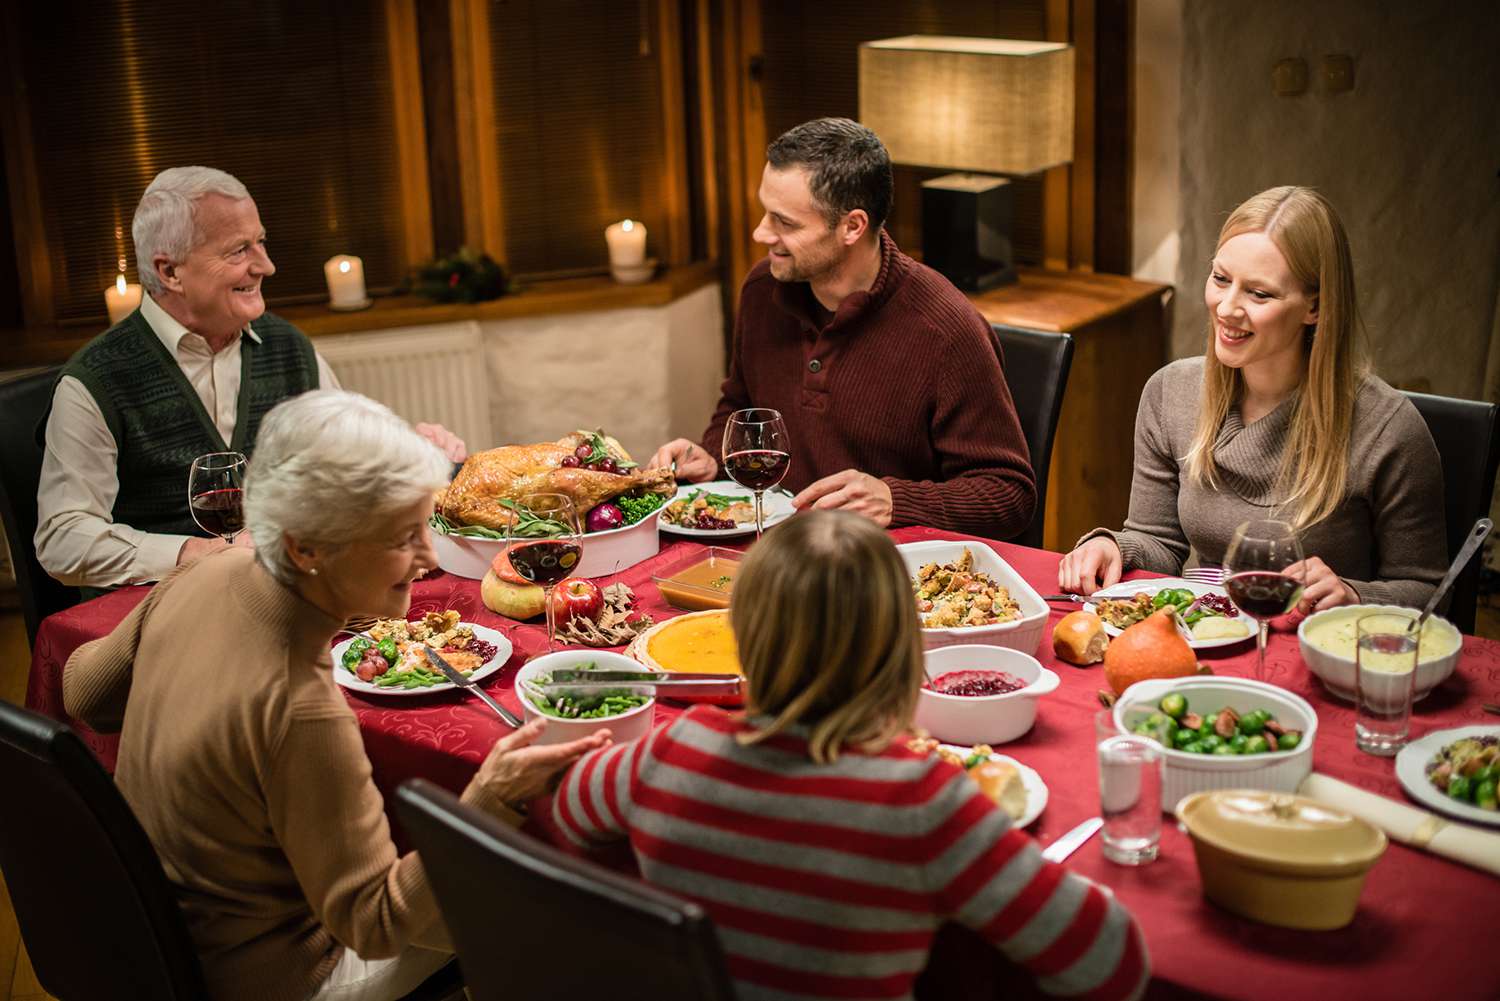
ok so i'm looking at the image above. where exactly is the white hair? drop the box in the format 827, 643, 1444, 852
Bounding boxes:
244, 390, 451, 585
132, 166, 251, 295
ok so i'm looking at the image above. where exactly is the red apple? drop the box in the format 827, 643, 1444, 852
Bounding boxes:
549, 577, 603, 626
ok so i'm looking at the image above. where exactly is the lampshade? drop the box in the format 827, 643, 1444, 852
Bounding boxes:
859, 36, 1075, 175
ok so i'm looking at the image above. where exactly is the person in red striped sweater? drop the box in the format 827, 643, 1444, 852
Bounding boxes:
554, 512, 1148, 1001
648, 117, 1036, 540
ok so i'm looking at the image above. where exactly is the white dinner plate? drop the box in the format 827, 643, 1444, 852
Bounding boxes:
657, 480, 796, 538
1394, 725, 1500, 828
939, 744, 1048, 828
332, 622, 512, 697
1085, 578, 1256, 651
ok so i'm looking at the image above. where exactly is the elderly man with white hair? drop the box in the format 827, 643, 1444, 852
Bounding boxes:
35, 165, 466, 590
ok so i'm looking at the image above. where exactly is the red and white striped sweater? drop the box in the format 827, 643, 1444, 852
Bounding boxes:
554, 706, 1148, 1001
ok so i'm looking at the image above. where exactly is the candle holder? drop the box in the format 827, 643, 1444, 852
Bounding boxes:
610, 258, 658, 285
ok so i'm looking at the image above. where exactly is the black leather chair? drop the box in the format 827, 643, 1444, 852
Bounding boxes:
396, 779, 738, 1001
0, 702, 464, 1001
0, 366, 79, 645
1403, 390, 1500, 634
0, 698, 209, 1000
993, 327, 1075, 548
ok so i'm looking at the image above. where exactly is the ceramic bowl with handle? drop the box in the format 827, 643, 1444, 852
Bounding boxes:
914, 644, 1059, 746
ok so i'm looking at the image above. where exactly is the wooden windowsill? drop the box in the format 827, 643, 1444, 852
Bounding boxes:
0, 261, 721, 368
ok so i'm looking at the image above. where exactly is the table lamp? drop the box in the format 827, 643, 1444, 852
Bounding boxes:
859, 36, 1075, 290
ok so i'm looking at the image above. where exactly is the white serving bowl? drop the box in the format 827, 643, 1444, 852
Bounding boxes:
914, 645, 1059, 746
1113, 676, 1318, 813
896, 540, 1049, 656
432, 510, 660, 581
515, 650, 657, 745
1297, 604, 1462, 702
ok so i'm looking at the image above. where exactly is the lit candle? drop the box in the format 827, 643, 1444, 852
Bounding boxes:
103, 273, 143, 325
605, 219, 647, 268
323, 254, 368, 309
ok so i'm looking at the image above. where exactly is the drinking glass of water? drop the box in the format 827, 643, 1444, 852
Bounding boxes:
1096, 710, 1163, 865
1354, 612, 1419, 755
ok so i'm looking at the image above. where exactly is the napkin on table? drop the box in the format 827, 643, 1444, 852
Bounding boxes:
1299, 772, 1500, 877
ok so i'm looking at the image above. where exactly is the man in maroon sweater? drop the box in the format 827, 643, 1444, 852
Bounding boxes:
650, 117, 1036, 538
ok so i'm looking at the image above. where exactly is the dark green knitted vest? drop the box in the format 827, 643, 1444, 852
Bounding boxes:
55, 308, 319, 538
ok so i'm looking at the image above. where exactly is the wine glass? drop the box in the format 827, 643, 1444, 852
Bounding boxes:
721, 408, 790, 539
1223, 519, 1305, 683
188, 451, 248, 543
504, 493, 582, 652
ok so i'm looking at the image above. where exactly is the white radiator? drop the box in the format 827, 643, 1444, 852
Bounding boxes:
316, 321, 493, 452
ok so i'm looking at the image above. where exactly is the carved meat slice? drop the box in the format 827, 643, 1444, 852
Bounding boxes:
438, 431, 676, 530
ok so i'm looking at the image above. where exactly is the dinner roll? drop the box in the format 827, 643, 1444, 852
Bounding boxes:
969, 760, 1028, 821
1053, 610, 1107, 665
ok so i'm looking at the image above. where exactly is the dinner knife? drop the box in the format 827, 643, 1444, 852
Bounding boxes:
543, 668, 741, 687
422, 645, 523, 728
1040, 817, 1104, 863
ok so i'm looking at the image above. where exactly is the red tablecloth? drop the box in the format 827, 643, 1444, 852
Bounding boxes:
26, 526, 1500, 1001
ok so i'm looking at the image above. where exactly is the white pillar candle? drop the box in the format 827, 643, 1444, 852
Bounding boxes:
104, 273, 143, 325
604, 219, 647, 267
324, 254, 367, 309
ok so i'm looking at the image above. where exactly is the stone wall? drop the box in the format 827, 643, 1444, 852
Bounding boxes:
1135, 0, 1500, 397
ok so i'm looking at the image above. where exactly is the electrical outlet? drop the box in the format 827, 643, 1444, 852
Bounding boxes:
1273, 58, 1308, 97
1323, 54, 1354, 92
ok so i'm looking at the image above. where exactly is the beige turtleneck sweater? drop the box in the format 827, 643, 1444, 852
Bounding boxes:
62, 548, 519, 1001
1083, 356, 1447, 609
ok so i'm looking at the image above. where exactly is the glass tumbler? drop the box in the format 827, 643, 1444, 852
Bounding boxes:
1096, 710, 1163, 865
1354, 612, 1419, 756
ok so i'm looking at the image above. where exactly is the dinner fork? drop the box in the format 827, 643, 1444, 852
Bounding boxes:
1183, 566, 1226, 587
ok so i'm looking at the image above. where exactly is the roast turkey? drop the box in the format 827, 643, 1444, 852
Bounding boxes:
437, 431, 676, 530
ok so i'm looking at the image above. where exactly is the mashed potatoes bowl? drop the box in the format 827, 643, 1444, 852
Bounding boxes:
1297, 604, 1461, 702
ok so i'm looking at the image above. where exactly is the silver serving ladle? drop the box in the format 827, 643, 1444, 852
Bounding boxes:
1408, 517, 1492, 633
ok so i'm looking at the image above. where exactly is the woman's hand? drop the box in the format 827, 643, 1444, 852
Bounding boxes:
1288, 556, 1358, 614
1058, 537, 1123, 594
476, 719, 611, 807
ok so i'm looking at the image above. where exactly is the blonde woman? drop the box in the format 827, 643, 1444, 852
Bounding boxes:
554, 511, 1148, 1001
64, 390, 607, 1001
1058, 186, 1446, 612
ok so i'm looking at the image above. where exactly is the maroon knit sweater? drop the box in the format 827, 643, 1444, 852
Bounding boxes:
700, 232, 1036, 539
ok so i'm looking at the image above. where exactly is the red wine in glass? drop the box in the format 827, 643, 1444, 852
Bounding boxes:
188, 451, 247, 543
724, 450, 790, 492
190, 488, 245, 538
1225, 572, 1302, 620
508, 540, 582, 588
504, 493, 582, 652
722, 408, 790, 539
1223, 519, 1304, 682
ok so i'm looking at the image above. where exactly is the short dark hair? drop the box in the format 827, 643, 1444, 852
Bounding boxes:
766, 117, 893, 232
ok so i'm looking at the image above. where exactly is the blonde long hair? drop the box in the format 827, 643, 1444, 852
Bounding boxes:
1184, 186, 1366, 530
731, 512, 924, 763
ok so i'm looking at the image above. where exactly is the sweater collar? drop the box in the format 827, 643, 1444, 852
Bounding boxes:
228, 550, 346, 660
771, 229, 911, 335
1212, 391, 1300, 505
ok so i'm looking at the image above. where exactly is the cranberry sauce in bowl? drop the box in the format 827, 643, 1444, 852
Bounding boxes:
924, 669, 1026, 697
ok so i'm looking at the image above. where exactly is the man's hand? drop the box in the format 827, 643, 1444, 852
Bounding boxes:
475, 718, 612, 807
647, 438, 717, 483
1288, 556, 1358, 614
414, 422, 468, 463
791, 469, 893, 526
177, 536, 229, 566
1057, 537, 1123, 594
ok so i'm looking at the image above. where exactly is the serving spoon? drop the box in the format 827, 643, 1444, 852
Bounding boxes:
1407, 518, 1492, 634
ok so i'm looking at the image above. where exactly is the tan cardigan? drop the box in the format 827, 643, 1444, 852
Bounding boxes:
1085, 357, 1447, 609
63, 548, 518, 1001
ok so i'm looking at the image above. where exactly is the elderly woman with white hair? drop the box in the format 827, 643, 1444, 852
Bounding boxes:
35, 164, 465, 592
63, 389, 603, 1001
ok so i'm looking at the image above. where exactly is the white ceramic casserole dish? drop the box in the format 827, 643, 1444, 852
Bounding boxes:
896, 540, 1048, 656
432, 513, 660, 581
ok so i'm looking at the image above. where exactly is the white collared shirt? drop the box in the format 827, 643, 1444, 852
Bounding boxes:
34, 295, 339, 588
